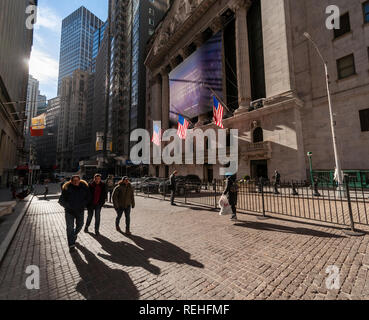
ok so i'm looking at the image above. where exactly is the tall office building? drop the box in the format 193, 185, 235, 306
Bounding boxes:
36, 92, 47, 116
57, 69, 93, 172
25, 75, 39, 132
108, 0, 169, 162
91, 22, 107, 73
57, 6, 103, 94
35, 97, 60, 170
0, 0, 36, 186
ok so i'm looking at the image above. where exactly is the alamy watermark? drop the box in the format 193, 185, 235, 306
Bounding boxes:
25, 5, 37, 30
25, 265, 40, 290
130, 123, 238, 176
325, 265, 340, 290
326, 5, 340, 30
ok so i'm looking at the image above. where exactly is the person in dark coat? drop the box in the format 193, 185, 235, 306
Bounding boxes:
59, 175, 91, 252
85, 174, 107, 236
169, 171, 178, 205
223, 174, 239, 221
112, 177, 135, 235
273, 170, 281, 194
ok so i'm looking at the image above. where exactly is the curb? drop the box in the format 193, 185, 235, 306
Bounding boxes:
0, 194, 34, 264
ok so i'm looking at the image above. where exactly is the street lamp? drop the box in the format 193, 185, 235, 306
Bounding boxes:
303, 32, 344, 195
307, 152, 314, 187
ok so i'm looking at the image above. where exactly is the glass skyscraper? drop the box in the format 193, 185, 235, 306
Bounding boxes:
91, 21, 107, 73
57, 6, 103, 94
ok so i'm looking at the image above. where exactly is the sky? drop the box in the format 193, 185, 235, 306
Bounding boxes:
29, 0, 108, 100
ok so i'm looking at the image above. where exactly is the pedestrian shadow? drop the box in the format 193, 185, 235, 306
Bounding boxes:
127, 234, 204, 268
95, 234, 161, 275
233, 221, 345, 238
72, 243, 139, 300
169, 203, 217, 212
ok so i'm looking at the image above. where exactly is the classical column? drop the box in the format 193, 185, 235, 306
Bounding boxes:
231, 0, 252, 113
152, 74, 162, 122
161, 68, 170, 130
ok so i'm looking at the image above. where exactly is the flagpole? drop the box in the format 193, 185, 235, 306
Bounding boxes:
169, 111, 195, 127
169, 78, 232, 114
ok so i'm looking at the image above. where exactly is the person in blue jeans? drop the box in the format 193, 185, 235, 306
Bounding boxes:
112, 177, 135, 235
85, 174, 107, 236
59, 175, 91, 252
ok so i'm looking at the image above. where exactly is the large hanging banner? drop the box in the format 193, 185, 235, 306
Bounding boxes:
169, 31, 223, 126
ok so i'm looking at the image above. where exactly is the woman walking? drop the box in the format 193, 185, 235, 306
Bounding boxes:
223, 174, 239, 221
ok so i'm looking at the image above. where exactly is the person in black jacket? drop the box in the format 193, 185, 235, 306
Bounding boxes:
273, 170, 281, 194
59, 175, 91, 252
85, 174, 107, 236
169, 171, 178, 205
223, 174, 239, 221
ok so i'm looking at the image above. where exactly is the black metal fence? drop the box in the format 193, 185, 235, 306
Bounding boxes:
134, 177, 369, 231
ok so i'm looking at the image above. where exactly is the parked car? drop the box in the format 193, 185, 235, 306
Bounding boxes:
131, 176, 151, 191
141, 178, 163, 194
159, 175, 202, 196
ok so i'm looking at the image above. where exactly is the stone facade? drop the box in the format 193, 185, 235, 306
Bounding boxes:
145, 0, 369, 181
57, 70, 92, 172
0, 0, 36, 186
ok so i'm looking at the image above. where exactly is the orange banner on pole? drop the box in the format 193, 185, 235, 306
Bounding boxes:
31, 114, 46, 130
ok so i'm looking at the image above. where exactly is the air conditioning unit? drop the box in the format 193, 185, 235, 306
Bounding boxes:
249, 98, 266, 112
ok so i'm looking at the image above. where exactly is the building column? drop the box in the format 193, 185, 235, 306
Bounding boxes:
161, 68, 170, 130
232, 0, 252, 113
152, 74, 162, 123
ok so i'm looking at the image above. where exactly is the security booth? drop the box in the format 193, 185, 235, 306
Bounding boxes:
312, 170, 369, 189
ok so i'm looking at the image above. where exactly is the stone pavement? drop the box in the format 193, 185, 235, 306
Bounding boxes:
1, 194, 369, 300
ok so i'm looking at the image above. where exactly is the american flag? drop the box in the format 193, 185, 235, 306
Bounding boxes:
151, 124, 162, 146
213, 96, 224, 129
177, 115, 189, 140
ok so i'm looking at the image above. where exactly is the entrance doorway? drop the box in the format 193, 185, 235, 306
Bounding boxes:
250, 160, 268, 180
204, 165, 213, 183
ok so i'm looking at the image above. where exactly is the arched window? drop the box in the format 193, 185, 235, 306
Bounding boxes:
253, 127, 263, 143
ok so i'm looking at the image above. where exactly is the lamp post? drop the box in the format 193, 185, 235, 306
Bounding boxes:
303, 32, 344, 195
307, 152, 314, 187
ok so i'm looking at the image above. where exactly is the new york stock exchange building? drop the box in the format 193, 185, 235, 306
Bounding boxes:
144, 0, 369, 182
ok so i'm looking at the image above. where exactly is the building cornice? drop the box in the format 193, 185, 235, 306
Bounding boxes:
145, 0, 219, 69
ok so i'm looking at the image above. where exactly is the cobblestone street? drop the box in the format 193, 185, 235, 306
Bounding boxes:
1, 194, 369, 300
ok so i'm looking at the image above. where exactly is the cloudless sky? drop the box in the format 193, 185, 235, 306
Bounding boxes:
29, 0, 108, 99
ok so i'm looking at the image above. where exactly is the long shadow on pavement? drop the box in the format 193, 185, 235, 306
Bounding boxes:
72, 243, 139, 300
92, 233, 204, 275
234, 221, 345, 238
127, 234, 204, 268
95, 234, 161, 275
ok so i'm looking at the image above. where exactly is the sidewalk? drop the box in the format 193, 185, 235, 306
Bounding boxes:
0, 188, 12, 203
0, 183, 60, 263
1, 195, 369, 300
0, 194, 33, 263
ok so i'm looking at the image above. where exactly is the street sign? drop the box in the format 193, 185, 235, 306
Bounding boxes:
307, 152, 312, 157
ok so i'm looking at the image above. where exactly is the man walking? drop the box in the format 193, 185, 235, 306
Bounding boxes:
223, 173, 239, 221
273, 170, 281, 194
85, 174, 107, 236
106, 175, 114, 203
112, 177, 135, 235
169, 170, 177, 206
43, 180, 49, 200
59, 175, 90, 252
